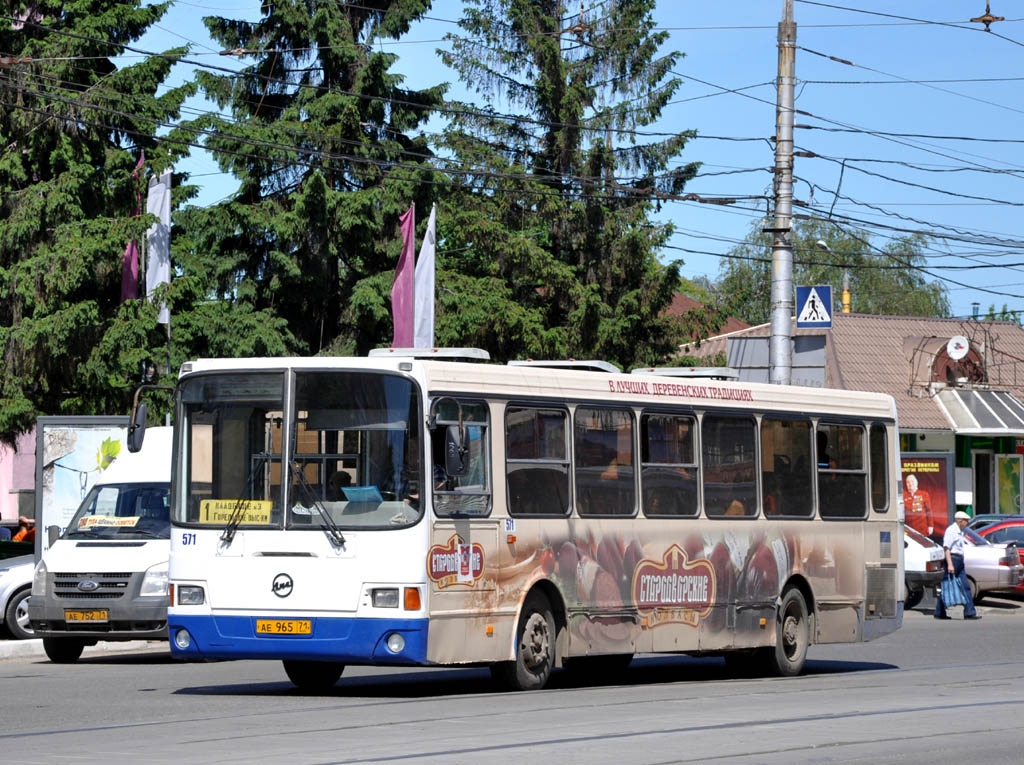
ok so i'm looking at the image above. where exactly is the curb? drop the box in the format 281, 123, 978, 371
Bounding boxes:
0, 638, 167, 661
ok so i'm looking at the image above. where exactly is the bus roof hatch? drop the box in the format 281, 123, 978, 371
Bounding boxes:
507, 359, 622, 374
630, 366, 739, 380
368, 347, 491, 361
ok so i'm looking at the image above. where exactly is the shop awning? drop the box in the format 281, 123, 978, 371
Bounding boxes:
934, 388, 1024, 436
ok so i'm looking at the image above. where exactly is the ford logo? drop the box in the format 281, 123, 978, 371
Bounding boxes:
78, 579, 100, 592
272, 573, 293, 598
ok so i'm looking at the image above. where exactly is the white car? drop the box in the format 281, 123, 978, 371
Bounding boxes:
904, 527, 945, 609
0, 555, 35, 640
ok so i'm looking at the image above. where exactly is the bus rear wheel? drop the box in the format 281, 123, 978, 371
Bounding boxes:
492, 591, 555, 691
283, 660, 345, 692
43, 638, 85, 664
768, 588, 809, 677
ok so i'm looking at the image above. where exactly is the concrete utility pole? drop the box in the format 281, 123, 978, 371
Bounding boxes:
769, 0, 796, 385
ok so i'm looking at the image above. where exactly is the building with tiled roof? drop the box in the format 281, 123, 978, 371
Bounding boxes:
687, 312, 1024, 535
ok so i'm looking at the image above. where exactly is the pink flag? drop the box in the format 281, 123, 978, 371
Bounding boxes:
391, 204, 415, 347
120, 152, 145, 303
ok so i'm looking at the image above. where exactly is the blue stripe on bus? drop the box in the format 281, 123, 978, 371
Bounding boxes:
168, 614, 429, 664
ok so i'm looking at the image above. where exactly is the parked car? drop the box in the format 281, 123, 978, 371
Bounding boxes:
976, 519, 1024, 591
904, 527, 945, 608
0, 554, 35, 640
962, 528, 1024, 603
966, 513, 1020, 532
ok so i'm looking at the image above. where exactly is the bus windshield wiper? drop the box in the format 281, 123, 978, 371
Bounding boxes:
221, 451, 270, 545
290, 462, 346, 548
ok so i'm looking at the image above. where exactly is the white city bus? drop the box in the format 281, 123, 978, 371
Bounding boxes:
160, 349, 903, 691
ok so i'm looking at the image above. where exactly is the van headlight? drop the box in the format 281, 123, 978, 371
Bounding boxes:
140, 561, 169, 597
32, 559, 47, 597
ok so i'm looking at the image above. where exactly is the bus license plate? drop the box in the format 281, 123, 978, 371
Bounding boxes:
256, 619, 312, 635
65, 609, 109, 623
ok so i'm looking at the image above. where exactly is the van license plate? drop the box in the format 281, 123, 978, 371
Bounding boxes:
65, 609, 109, 623
256, 619, 311, 635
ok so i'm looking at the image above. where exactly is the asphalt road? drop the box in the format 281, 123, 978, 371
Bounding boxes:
1, 600, 1023, 764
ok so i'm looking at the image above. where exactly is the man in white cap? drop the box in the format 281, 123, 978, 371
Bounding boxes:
934, 510, 981, 620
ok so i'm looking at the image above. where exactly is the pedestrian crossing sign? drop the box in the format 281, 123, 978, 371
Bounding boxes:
796, 285, 832, 328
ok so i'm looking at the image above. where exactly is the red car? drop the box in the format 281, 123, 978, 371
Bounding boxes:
977, 519, 1024, 590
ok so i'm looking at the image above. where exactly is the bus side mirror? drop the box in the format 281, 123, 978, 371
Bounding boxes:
47, 525, 60, 546
128, 402, 147, 453
445, 425, 468, 477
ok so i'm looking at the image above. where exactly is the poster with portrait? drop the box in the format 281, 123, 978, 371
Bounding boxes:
901, 453, 954, 544
34, 416, 129, 558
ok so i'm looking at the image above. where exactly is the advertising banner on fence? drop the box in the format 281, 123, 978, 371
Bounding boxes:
901, 452, 954, 543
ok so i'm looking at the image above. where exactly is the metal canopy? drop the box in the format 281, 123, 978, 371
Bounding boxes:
934, 388, 1024, 435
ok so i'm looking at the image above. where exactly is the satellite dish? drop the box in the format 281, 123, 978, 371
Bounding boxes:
947, 335, 969, 361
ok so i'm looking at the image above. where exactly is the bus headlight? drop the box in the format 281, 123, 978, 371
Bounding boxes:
174, 629, 192, 649
32, 559, 47, 597
140, 561, 169, 597
177, 585, 205, 606
371, 588, 399, 608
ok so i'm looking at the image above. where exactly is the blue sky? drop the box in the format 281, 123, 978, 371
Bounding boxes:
134, 1, 1024, 320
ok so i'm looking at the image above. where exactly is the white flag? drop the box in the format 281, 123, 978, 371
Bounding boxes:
413, 203, 436, 348
145, 169, 172, 324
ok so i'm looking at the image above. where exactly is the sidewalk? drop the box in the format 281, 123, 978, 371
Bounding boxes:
0, 638, 167, 661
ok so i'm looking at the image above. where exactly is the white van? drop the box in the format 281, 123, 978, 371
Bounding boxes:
28, 427, 172, 663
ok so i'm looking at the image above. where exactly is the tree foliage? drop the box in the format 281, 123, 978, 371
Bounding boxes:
180, 0, 445, 357
711, 218, 951, 326
0, 1, 196, 444
432, 0, 698, 367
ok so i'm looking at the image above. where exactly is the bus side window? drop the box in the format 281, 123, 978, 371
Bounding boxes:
869, 423, 889, 512
760, 417, 813, 517
702, 414, 757, 518
506, 407, 570, 517
575, 407, 635, 517
817, 423, 867, 519
641, 413, 698, 517
431, 399, 491, 517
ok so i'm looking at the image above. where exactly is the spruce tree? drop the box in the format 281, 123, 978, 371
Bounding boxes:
435, 0, 698, 367
0, 1, 196, 443
180, 0, 445, 356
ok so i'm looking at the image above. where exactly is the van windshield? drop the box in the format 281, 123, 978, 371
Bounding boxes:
64, 483, 170, 539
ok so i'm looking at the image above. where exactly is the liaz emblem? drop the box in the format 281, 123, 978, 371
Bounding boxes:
632, 544, 715, 628
427, 534, 484, 588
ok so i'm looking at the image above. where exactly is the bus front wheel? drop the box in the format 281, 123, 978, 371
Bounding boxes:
283, 660, 345, 692
492, 591, 555, 691
768, 588, 809, 677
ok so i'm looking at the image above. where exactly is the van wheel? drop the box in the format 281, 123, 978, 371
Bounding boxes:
43, 638, 85, 664
282, 660, 344, 692
492, 591, 555, 691
4, 588, 34, 640
768, 589, 809, 677
904, 587, 923, 610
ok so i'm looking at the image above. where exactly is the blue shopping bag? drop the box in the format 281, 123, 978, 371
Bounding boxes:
941, 573, 966, 608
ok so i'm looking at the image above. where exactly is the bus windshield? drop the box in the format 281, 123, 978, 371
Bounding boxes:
173, 370, 422, 530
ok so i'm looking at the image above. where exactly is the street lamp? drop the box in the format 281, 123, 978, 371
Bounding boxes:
815, 240, 850, 314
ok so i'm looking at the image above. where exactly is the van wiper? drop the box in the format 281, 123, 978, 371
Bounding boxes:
290, 461, 346, 548
221, 451, 271, 545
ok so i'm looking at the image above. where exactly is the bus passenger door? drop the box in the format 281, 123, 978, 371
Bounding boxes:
427, 520, 499, 663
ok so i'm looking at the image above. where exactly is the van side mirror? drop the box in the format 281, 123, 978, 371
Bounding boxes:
47, 525, 60, 546
127, 401, 147, 453
444, 425, 468, 477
